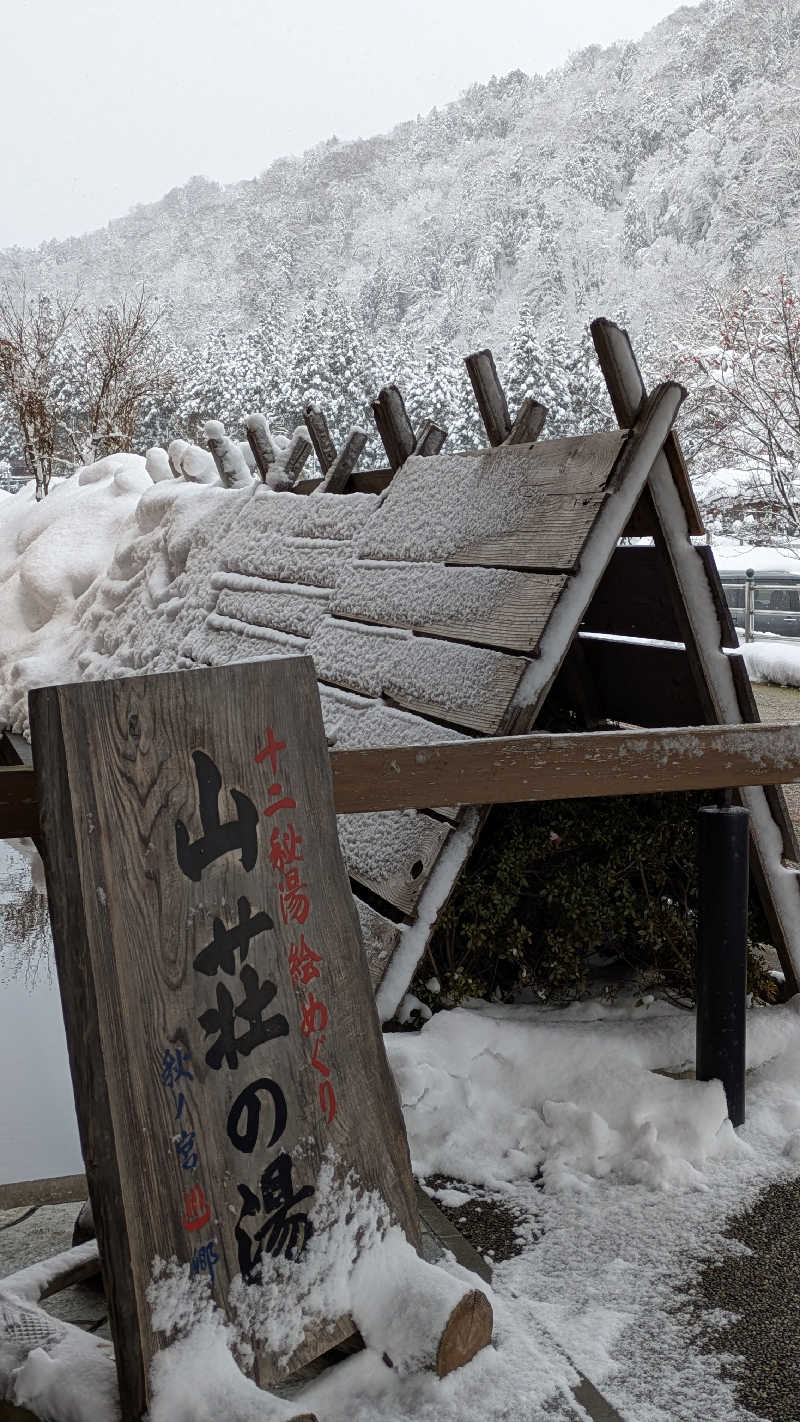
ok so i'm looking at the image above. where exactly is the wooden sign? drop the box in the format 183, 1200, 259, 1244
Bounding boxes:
29, 658, 426, 1418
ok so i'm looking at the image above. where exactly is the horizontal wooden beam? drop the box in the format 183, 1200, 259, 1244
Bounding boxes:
4, 725, 800, 833
329, 723, 800, 814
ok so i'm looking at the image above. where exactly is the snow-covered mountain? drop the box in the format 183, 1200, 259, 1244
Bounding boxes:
2, 0, 797, 353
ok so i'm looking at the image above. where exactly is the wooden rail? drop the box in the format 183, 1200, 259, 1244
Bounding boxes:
3, 724, 800, 835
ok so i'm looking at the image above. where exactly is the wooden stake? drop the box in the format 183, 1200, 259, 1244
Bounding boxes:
318, 428, 368, 493
245, 416, 276, 481
504, 396, 547, 445
303, 403, 337, 473
372, 386, 415, 471
464, 349, 512, 445
413, 419, 448, 456
285, 431, 314, 479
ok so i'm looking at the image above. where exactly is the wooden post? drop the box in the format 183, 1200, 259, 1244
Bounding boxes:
696, 805, 750, 1126
372, 386, 416, 471
317, 428, 369, 494
245, 415, 277, 481
303, 404, 337, 473
285, 430, 314, 479
413, 419, 448, 456
505, 396, 547, 445
464, 349, 512, 445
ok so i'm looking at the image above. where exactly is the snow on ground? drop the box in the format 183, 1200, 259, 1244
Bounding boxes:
742, 639, 800, 690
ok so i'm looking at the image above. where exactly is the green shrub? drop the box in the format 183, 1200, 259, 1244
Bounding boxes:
417, 793, 777, 1011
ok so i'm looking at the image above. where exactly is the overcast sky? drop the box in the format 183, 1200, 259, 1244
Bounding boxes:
2, 0, 698, 251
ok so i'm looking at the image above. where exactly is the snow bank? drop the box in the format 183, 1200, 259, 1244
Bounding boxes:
0, 456, 152, 730
386, 996, 800, 1193
741, 638, 800, 689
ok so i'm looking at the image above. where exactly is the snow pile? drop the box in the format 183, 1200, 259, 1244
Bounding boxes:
387, 996, 800, 1194
741, 638, 800, 689
0, 458, 152, 729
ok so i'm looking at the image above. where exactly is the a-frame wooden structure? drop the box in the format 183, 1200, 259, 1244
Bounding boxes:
2, 319, 798, 1017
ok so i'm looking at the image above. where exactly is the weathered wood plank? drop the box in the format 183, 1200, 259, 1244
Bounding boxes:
303, 403, 337, 473
590, 317, 704, 536
372, 386, 416, 472
464, 349, 512, 445
0, 732, 32, 767
245, 416, 276, 480
578, 636, 707, 727
330, 562, 567, 654
294, 468, 395, 497
338, 810, 451, 914
308, 617, 527, 733
317, 429, 369, 494
285, 432, 314, 479
29, 658, 422, 1411
330, 722, 800, 814
354, 434, 626, 571
0, 766, 39, 838
695, 543, 800, 865
582, 546, 685, 642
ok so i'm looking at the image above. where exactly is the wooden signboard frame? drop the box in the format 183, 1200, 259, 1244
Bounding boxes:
27, 658, 491, 1420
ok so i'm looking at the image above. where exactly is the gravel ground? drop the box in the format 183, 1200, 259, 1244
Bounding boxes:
691, 1177, 800, 1422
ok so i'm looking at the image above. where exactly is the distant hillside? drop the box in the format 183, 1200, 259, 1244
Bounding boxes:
2, 0, 797, 354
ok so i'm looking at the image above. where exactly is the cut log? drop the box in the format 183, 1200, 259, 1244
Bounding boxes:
349, 1247, 492, 1378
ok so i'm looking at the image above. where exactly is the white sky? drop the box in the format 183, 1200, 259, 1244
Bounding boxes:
2, 0, 698, 251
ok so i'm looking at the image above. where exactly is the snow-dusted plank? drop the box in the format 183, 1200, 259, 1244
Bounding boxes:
214, 534, 352, 589
331, 562, 566, 654
1, 1240, 100, 1302
337, 810, 452, 914
319, 685, 463, 819
308, 616, 528, 734
355, 897, 403, 988
353, 435, 626, 570
215, 585, 330, 639
316, 428, 368, 494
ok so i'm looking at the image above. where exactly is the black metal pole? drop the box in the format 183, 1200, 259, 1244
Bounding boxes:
696, 804, 750, 1127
